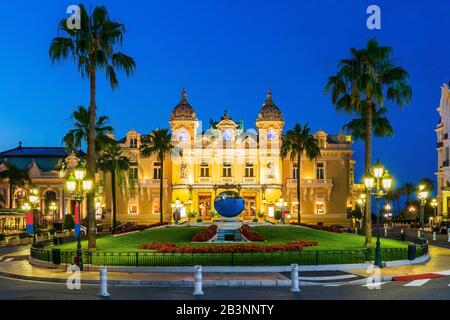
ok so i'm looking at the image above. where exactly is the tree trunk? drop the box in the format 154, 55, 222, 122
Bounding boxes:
87, 57, 97, 250
159, 156, 164, 224
297, 153, 301, 224
111, 170, 117, 233
364, 99, 373, 248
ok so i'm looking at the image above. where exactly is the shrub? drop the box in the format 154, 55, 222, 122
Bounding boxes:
274, 210, 282, 222
192, 225, 218, 242
196, 218, 203, 223
252, 218, 258, 223
291, 222, 344, 234
139, 240, 319, 253
63, 214, 75, 231
240, 224, 266, 242
114, 222, 168, 235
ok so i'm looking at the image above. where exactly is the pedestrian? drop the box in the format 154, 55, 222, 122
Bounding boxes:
173, 210, 179, 225
281, 210, 286, 225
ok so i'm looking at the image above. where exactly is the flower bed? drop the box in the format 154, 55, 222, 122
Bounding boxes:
240, 224, 266, 241
115, 222, 168, 235
291, 223, 344, 234
192, 225, 218, 242
139, 240, 319, 253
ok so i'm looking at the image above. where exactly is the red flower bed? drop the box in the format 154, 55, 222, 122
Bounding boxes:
240, 224, 266, 242
139, 240, 319, 253
114, 222, 168, 235
291, 223, 344, 234
192, 225, 218, 242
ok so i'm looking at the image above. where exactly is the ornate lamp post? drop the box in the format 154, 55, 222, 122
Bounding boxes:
49, 201, 57, 226
417, 185, 429, 239
364, 160, 393, 268
357, 193, 366, 231
430, 198, 438, 226
66, 165, 92, 271
28, 186, 40, 243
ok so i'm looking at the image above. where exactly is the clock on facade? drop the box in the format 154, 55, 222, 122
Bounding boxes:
266, 130, 277, 141
178, 130, 188, 142
222, 129, 233, 141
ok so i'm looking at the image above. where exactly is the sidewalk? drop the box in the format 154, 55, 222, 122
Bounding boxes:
348, 245, 450, 280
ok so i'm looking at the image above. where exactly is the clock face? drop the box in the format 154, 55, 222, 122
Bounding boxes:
178, 130, 188, 142
267, 130, 277, 141
222, 129, 233, 141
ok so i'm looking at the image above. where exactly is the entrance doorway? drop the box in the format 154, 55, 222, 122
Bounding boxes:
243, 196, 256, 219
198, 195, 211, 218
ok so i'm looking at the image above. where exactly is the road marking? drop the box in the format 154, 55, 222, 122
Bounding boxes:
3, 258, 13, 263
404, 279, 431, 287
362, 282, 388, 287
435, 270, 450, 276
322, 284, 343, 287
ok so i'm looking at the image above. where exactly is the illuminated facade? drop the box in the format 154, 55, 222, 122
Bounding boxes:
436, 83, 450, 216
108, 89, 359, 226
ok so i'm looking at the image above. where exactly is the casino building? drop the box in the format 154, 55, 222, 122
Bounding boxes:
107, 89, 360, 226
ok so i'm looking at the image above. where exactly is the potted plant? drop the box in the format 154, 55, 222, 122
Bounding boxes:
257, 211, 265, 222
188, 211, 198, 226
209, 210, 218, 221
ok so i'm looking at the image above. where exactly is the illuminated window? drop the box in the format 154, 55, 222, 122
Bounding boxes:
292, 163, 298, 179
245, 163, 254, 177
316, 162, 325, 180
153, 162, 161, 179
129, 204, 138, 215
223, 162, 232, 177
129, 138, 138, 148
200, 162, 210, 177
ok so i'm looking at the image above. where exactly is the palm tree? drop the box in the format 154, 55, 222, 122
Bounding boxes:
325, 39, 412, 248
280, 123, 321, 224
50, 5, 135, 249
343, 106, 393, 140
0, 161, 31, 209
97, 141, 130, 233
140, 129, 177, 224
63, 106, 114, 153
402, 182, 415, 207
418, 178, 435, 194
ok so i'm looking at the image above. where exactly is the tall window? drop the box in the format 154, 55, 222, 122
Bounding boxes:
129, 138, 138, 148
223, 162, 232, 177
153, 162, 161, 179
316, 162, 325, 180
129, 167, 138, 180
200, 162, 210, 177
292, 163, 298, 179
245, 163, 254, 177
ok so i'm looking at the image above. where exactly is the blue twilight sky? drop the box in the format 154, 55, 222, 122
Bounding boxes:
0, 0, 448, 191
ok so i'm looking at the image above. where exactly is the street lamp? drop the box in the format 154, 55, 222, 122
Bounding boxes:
65, 165, 92, 271
49, 201, 57, 226
28, 186, 40, 243
430, 198, 438, 226
417, 184, 429, 239
364, 159, 393, 268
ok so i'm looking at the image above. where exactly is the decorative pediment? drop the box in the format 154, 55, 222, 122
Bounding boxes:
28, 160, 41, 177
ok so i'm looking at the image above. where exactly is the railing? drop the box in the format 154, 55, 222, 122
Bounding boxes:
30, 245, 422, 267
286, 178, 333, 187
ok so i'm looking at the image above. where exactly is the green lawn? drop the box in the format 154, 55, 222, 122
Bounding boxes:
54, 225, 407, 252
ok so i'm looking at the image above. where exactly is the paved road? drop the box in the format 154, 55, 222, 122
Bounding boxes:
382, 227, 450, 249
0, 274, 448, 300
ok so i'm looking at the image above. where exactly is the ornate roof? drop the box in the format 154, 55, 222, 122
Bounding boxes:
256, 89, 283, 122
170, 89, 197, 121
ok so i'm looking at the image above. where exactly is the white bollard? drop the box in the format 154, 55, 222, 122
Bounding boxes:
98, 267, 110, 297
290, 264, 300, 293
401, 228, 404, 234
193, 265, 204, 296
355, 228, 358, 235
418, 230, 421, 238
433, 231, 437, 241
384, 228, 388, 237
448, 229, 450, 242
